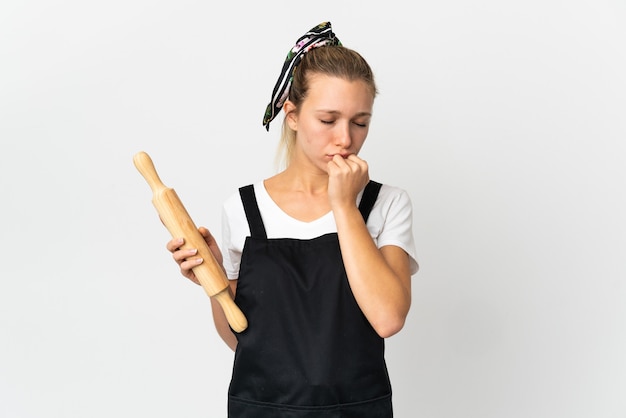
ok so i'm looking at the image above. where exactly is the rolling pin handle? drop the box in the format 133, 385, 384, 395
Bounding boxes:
133, 151, 166, 194
213, 289, 248, 333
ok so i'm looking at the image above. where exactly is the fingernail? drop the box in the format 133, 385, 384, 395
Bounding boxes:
196, 258, 203, 264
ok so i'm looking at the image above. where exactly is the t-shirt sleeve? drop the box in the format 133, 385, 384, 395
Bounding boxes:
221, 192, 249, 280
376, 187, 420, 275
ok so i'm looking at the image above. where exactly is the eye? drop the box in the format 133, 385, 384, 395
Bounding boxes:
353, 121, 368, 128
320, 120, 335, 125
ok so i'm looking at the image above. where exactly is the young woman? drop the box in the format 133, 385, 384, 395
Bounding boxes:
167, 22, 419, 418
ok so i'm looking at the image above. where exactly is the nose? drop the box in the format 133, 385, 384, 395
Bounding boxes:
334, 122, 352, 149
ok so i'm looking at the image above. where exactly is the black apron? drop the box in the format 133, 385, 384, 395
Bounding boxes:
228, 181, 393, 418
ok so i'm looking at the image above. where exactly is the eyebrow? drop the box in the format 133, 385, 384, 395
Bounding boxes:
316, 110, 372, 117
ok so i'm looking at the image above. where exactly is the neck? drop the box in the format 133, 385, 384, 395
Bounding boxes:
274, 164, 328, 195
272, 149, 328, 193
263, 163, 332, 223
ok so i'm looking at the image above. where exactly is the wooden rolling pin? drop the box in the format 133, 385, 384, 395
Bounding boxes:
133, 151, 248, 333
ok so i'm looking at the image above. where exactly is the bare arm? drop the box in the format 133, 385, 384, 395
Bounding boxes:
334, 207, 411, 338
328, 155, 412, 338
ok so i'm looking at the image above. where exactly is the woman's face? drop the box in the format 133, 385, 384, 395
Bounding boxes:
286, 74, 374, 173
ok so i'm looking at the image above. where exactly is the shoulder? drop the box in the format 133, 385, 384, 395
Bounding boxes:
222, 187, 243, 219
364, 182, 414, 231
222, 181, 272, 224
222, 183, 255, 227
376, 183, 409, 199
374, 183, 413, 213
223, 182, 261, 210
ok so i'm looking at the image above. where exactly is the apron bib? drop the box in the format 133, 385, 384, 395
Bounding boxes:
228, 181, 393, 418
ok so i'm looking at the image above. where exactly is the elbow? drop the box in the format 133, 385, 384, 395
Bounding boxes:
372, 314, 407, 338
371, 295, 411, 338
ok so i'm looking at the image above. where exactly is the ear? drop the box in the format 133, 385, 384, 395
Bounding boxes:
283, 100, 298, 131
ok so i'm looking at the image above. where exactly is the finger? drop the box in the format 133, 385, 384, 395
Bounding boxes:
326, 158, 341, 175
166, 237, 184, 253
329, 154, 351, 171
180, 256, 203, 271
346, 154, 368, 170
172, 248, 198, 263
198, 226, 218, 246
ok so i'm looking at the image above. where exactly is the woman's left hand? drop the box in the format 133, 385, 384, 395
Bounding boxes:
327, 154, 369, 210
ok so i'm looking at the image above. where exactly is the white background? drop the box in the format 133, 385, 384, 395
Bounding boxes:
1, 1, 625, 417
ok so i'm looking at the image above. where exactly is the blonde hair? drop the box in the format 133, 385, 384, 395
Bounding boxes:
274, 46, 377, 170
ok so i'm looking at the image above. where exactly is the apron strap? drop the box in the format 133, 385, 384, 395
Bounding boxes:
358, 180, 382, 224
239, 184, 268, 239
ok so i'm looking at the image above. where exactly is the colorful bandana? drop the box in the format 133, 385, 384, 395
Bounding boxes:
262, 21, 341, 131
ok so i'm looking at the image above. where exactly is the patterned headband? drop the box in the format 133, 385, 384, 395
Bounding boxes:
262, 21, 342, 131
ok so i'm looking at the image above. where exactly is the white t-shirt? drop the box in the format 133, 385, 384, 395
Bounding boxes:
221, 182, 419, 280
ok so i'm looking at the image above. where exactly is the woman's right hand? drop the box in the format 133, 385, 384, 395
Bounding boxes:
166, 226, 224, 285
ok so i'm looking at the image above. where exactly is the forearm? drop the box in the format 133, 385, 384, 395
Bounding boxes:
333, 205, 411, 338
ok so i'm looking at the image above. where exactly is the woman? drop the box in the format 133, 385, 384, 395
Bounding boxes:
168, 21, 419, 418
